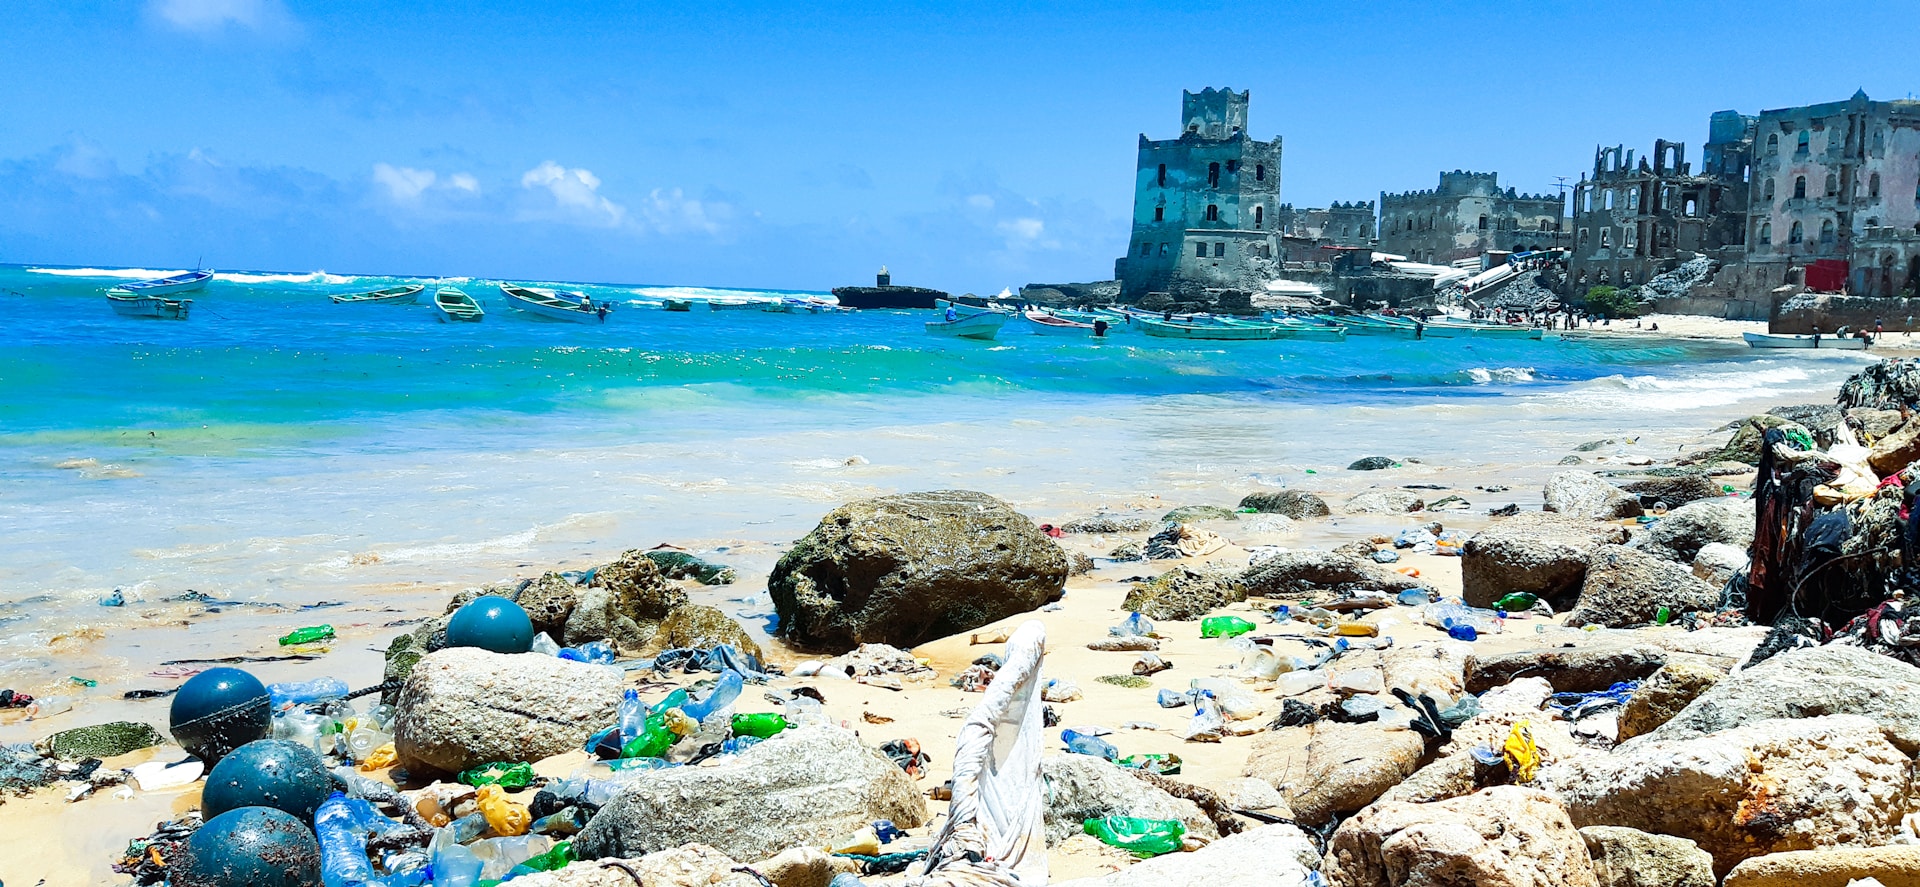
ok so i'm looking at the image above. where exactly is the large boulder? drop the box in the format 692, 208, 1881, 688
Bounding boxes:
1040, 754, 1218, 845
1344, 490, 1424, 514
1637, 644, 1920, 754
1544, 472, 1643, 520
1564, 546, 1721, 628
1581, 826, 1716, 887
1244, 722, 1424, 825
1466, 644, 1667, 694
1238, 550, 1431, 599
1121, 562, 1242, 621
1461, 513, 1626, 609
1630, 498, 1755, 565
1238, 490, 1330, 519
642, 604, 764, 661
1869, 418, 1920, 476
517, 573, 580, 638
1543, 715, 1918, 875
1691, 541, 1748, 588
768, 491, 1068, 649
393, 648, 621, 773
1621, 474, 1722, 509
1324, 786, 1600, 887
573, 725, 929, 862
1050, 824, 1320, 887
1381, 678, 1581, 807
1616, 661, 1723, 741
592, 549, 689, 624
1723, 846, 1920, 887
1381, 641, 1473, 700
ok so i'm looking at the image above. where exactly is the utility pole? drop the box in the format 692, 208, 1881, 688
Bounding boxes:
1549, 176, 1573, 250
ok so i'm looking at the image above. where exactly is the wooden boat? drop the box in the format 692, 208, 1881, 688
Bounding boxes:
106, 292, 192, 319
926, 312, 1007, 340
330, 284, 424, 305
707, 298, 759, 311
500, 285, 605, 323
1316, 314, 1421, 336
108, 270, 212, 298
1424, 320, 1544, 340
433, 287, 483, 322
1022, 310, 1098, 336
1140, 318, 1280, 340
663, 299, 693, 312
1743, 331, 1868, 350
936, 298, 1011, 317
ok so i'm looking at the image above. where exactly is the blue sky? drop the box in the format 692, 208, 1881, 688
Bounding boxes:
4, 1, 1919, 293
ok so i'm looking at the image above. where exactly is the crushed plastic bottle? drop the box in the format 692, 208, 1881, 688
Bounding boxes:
680, 669, 744, 722
1190, 678, 1260, 720
24, 696, 71, 720
529, 632, 562, 656
1241, 648, 1285, 681
530, 807, 592, 836
1447, 623, 1478, 641
1423, 601, 1502, 635
1109, 612, 1155, 638
279, 625, 336, 646
1061, 729, 1118, 760
458, 761, 535, 788
505, 840, 575, 879
1156, 689, 1187, 708
1083, 816, 1185, 857
429, 825, 483, 887
469, 834, 551, 881
315, 792, 377, 887
1183, 691, 1225, 742
786, 695, 829, 728
558, 641, 616, 664
1200, 616, 1256, 638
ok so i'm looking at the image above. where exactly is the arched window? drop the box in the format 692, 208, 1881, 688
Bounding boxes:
1794, 176, 1807, 199
1628, 189, 1639, 210
1205, 204, 1219, 221
1764, 178, 1775, 201
1253, 206, 1263, 228
1873, 129, 1885, 153
1207, 162, 1220, 188
1870, 173, 1882, 199
1820, 218, 1836, 244
1255, 164, 1264, 182
1766, 133, 1779, 155
1157, 164, 1166, 187
1684, 198, 1697, 216
1604, 190, 1614, 210
1789, 221, 1804, 244
1582, 189, 1592, 212
1601, 228, 1612, 247
1758, 222, 1771, 245
1796, 130, 1809, 153
1825, 173, 1838, 196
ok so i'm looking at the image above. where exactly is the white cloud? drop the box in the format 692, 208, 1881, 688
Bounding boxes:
997, 217, 1044, 242
446, 173, 480, 194
520, 161, 624, 226
638, 188, 731, 236
150, 0, 290, 32
372, 163, 436, 201
966, 194, 995, 210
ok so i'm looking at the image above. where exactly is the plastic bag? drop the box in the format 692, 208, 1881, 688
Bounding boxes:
1503, 720, 1539, 783
1083, 816, 1185, 857
1184, 691, 1225, 742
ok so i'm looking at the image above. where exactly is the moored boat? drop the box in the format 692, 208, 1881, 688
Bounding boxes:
707, 298, 760, 311
1022, 310, 1098, 336
106, 293, 192, 319
663, 299, 693, 312
926, 312, 1008, 340
330, 284, 424, 305
1140, 318, 1280, 340
108, 270, 213, 298
1424, 319, 1544, 340
1743, 331, 1868, 350
433, 287, 484, 322
500, 285, 606, 323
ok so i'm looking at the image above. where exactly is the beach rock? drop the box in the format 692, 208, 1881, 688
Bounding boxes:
643, 604, 764, 661
1068, 552, 1096, 575
644, 550, 737, 585
575, 725, 929, 862
1061, 514, 1153, 534
1869, 419, 1920, 475
1695, 415, 1803, 465
1638, 644, 1920, 754
1382, 641, 1473, 700
750, 846, 845, 887
1050, 824, 1320, 887
1465, 644, 1666, 694
1565, 546, 1720, 628
1223, 776, 1287, 811
1581, 826, 1716, 887
1040, 753, 1217, 845
1238, 550, 1431, 599
1849, 407, 1906, 439
1543, 715, 1917, 874
1348, 456, 1398, 470
1122, 562, 1242, 621
1616, 662, 1723, 741
1621, 474, 1721, 509
768, 491, 1068, 649
1544, 471, 1644, 520
1324, 786, 1599, 887
1107, 541, 1144, 561
517, 573, 580, 637
1381, 678, 1580, 807
1160, 505, 1238, 523
1630, 498, 1755, 565
1461, 513, 1626, 609
1237, 490, 1330, 519
1691, 541, 1748, 587
1245, 722, 1423, 825
560, 582, 619, 648
592, 549, 688, 623
1344, 490, 1425, 514
381, 632, 427, 705
509, 845, 759, 887
40, 721, 165, 761
1722, 846, 1920, 887
392, 647, 620, 773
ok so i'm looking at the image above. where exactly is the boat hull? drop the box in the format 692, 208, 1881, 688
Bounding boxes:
707, 299, 759, 311
331, 285, 424, 305
501, 286, 604, 323
107, 295, 191, 319
1141, 319, 1277, 340
433, 289, 484, 322
108, 270, 213, 297
832, 286, 945, 310
1424, 322, 1543, 339
1743, 332, 1868, 350
926, 312, 1007, 340
663, 300, 693, 312
1022, 311, 1096, 336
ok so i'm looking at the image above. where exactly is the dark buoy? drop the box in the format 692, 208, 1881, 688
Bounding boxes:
172, 806, 321, 887
445, 594, 534, 654
169, 667, 271, 765
201, 740, 333, 822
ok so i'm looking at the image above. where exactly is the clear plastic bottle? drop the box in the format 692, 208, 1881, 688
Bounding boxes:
469, 835, 552, 881
428, 826, 482, 887
1062, 731, 1119, 760
314, 792, 376, 887
681, 669, 744, 722
24, 696, 71, 720
617, 688, 647, 744
1275, 669, 1324, 697
529, 633, 562, 656
786, 695, 828, 728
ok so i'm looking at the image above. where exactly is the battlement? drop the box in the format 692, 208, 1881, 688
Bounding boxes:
1181, 87, 1250, 139
1438, 170, 1499, 193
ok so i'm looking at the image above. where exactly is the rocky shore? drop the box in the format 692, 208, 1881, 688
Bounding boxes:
12, 360, 1920, 886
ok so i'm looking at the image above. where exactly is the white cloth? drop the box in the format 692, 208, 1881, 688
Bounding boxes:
909, 620, 1049, 887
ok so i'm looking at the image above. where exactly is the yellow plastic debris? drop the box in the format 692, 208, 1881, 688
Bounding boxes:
476, 784, 530, 837
356, 742, 397, 772
1504, 720, 1539, 783
1333, 621, 1378, 637
662, 708, 699, 737
827, 826, 881, 856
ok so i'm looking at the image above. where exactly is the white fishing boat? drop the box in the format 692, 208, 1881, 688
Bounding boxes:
1743, 331, 1868, 350
926, 312, 1007, 340
433, 287, 484, 322
330, 284, 424, 305
105, 270, 211, 319
1140, 318, 1278, 340
108, 270, 213, 297
1021, 310, 1098, 336
1423, 319, 1545, 340
935, 298, 1008, 317
707, 298, 760, 311
500, 285, 605, 323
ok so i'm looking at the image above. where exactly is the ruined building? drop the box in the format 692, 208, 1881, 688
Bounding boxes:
1275, 201, 1376, 247
1568, 111, 1754, 291
1377, 172, 1564, 264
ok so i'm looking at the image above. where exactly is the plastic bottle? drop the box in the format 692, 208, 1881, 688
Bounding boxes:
428, 826, 483, 887
1447, 622, 1478, 642
530, 633, 562, 657
279, 625, 336, 646
787, 696, 829, 728
1156, 689, 1187, 708
617, 689, 647, 744
345, 725, 392, 763
1200, 615, 1256, 638
446, 811, 490, 845
1109, 612, 1154, 637
680, 670, 744, 723
1494, 592, 1540, 612
315, 792, 377, 887
469, 834, 551, 881
649, 688, 691, 716
24, 696, 71, 720
1276, 669, 1324, 697
620, 714, 677, 759
1655, 606, 1672, 626
720, 735, 764, 756
1189, 678, 1259, 719
1061, 729, 1118, 760
529, 807, 591, 836
505, 840, 575, 878
730, 711, 789, 739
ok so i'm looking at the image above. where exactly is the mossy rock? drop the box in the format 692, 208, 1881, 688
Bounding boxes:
644, 551, 738, 585
41, 721, 164, 760
593, 550, 689, 623
644, 604, 763, 662
1237, 490, 1330, 519
1160, 505, 1239, 523
1122, 563, 1245, 621
383, 632, 428, 705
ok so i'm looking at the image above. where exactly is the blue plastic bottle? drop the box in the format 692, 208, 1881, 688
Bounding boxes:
681, 670, 744, 723
1061, 729, 1118, 761
617, 689, 647, 744
315, 791, 376, 887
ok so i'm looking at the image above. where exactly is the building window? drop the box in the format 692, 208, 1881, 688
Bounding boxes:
1873, 129, 1885, 153
1477, 214, 1488, 230
1153, 206, 1164, 222
1140, 242, 1153, 257
1625, 226, 1637, 248
1766, 133, 1779, 155
1207, 162, 1220, 188
1253, 206, 1263, 228
1758, 222, 1771, 245
1764, 178, 1775, 201
1825, 173, 1838, 196
1628, 189, 1639, 210
1577, 271, 1587, 285
1156, 164, 1166, 187
1159, 243, 1169, 256
1870, 173, 1882, 199
1821, 218, 1836, 244
1794, 176, 1807, 199
1582, 189, 1592, 212
1684, 198, 1696, 216
1226, 160, 1237, 173
1867, 217, 1880, 228
1789, 221, 1804, 244
1213, 242, 1225, 258
1604, 190, 1614, 210
1578, 227, 1589, 246
1600, 228, 1611, 247
1195, 242, 1206, 258
1256, 164, 1265, 182
1205, 204, 1219, 222
1796, 130, 1809, 154
1623, 270, 1634, 284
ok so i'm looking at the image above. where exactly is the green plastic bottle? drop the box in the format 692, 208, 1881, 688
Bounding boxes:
1655, 606, 1672, 626
506, 841, 575, 877
458, 761, 535, 788
1200, 616, 1256, 638
1494, 593, 1540, 613
1083, 816, 1185, 857
621, 713, 677, 759
730, 712, 790, 739
649, 688, 690, 716
279, 625, 336, 646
